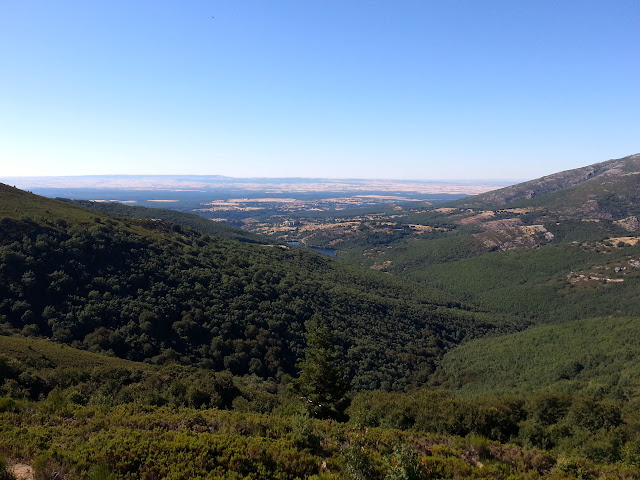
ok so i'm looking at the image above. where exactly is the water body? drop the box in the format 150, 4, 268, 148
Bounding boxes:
310, 247, 337, 257
287, 241, 337, 258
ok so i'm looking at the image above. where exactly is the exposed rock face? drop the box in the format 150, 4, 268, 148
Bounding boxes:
480, 218, 524, 231
474, 225, 553, 251
615, 216, 640, 232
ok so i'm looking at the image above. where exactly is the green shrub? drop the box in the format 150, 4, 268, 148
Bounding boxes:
33, 451, 67, 480
0, 398, 17, 413
290, 414, 322, 451
41, 388, 71, 416
460, 434, 491, 461
552, 456, 596, 480
622, 440, 640, 466
386, 443, 429, 480
88, 463, 116, 480
344, 425, 375, 480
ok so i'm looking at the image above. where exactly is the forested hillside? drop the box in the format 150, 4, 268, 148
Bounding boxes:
0, 183, 512, 391
60, 198, 268, 244
441, 316, 640, 399
321, 155, 640, 409
333, 155, 640, 323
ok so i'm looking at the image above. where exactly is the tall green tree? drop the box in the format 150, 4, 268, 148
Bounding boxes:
292, 315, 350, 421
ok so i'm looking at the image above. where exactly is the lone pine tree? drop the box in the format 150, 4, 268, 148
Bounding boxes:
292, 315, 350, 421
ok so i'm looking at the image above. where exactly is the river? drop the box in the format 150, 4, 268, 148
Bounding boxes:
286, 241, 337, 257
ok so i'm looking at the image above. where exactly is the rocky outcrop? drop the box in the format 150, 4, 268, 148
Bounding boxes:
474, 225, 553, 251
615, 216, 640, 232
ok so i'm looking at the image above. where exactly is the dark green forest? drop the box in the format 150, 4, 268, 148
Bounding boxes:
60, 199, 269, 244
3, 157, 640, 480
0, 184, 511, 392
440, 316, 640, 399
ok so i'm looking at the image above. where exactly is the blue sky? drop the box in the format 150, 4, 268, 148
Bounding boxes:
1, 0, 638, 180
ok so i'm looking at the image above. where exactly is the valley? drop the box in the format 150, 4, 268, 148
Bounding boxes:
2, 154, 640, 479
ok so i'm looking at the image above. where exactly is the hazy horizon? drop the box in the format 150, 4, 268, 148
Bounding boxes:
2, 174, 512, 197
2, 173, 518, 183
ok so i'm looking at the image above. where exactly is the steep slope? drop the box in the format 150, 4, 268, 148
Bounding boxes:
0, 183, 112, 223
452, 153, 640, 212
0, 183, 514, 390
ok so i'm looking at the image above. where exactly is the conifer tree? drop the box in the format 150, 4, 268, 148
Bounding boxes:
292, 315, 350, 421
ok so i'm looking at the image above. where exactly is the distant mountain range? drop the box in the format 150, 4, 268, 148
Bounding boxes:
2, 174, 508, 195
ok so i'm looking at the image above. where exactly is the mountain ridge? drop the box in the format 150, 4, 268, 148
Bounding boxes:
452, 153, 640, 210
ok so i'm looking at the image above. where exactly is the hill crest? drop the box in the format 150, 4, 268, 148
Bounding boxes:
453, 153, 640, 210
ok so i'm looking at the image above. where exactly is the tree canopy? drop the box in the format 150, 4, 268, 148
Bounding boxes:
292, 315, 350, 420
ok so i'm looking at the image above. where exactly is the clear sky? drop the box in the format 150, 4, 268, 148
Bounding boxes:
1, 1, 638, 180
